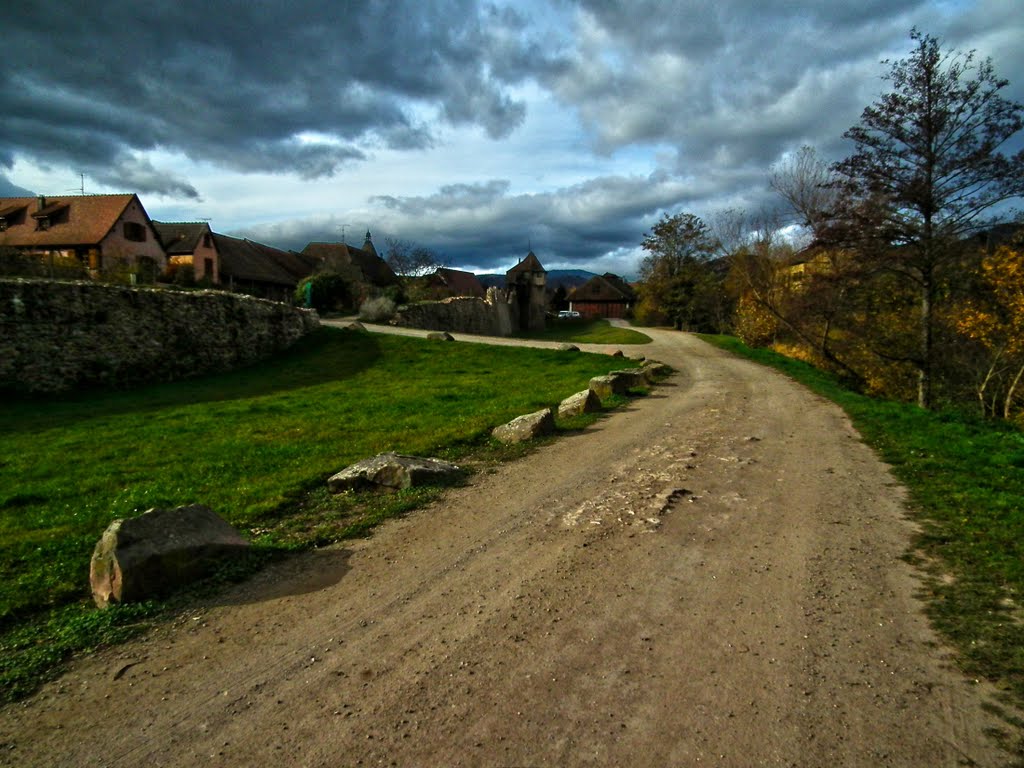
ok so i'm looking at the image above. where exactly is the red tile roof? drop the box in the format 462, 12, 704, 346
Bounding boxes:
152, 222, 211, 255
215, 233, 309, 286
0, 194, 139, 248
506, 250, 546, 277
569, 273, 637, 302
301, 241, 399, 287
430, 267, 485, 297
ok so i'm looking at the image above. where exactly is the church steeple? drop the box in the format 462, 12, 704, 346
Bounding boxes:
362, 230, 377, 257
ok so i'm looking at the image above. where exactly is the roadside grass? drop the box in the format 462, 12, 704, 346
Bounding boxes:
700, 334, 1024, 710
517, 317, 651, 345
0, 327, 629, 701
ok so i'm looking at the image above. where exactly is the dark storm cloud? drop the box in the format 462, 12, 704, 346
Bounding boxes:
551, 0, 1024, 200
244, 172, 696, 270
2, 0, 548, 195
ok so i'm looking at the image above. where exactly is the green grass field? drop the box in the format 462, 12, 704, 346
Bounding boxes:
0, 327, 631, 700
701, 334, 1024, 726
519, 317, 651, 345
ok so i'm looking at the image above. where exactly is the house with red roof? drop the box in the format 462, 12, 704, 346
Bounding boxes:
0, 194, 167, 282
152, 221, 220, 284
568, 273, 637, 319
301, 231, 400, 290
424, 267, 486, 299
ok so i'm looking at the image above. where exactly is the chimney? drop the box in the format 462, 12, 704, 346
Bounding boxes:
38, 195, 47, 211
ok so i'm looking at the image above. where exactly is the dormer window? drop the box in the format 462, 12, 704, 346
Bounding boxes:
32, 200, 69, 230
0, 204, 26, 231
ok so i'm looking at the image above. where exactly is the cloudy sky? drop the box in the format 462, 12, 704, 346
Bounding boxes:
3, 0, 1022, 275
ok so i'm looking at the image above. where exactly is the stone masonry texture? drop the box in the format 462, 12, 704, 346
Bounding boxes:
0, 278, 319, 393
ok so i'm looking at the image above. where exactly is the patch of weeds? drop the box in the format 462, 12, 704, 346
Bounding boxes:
0, 601, 159, 704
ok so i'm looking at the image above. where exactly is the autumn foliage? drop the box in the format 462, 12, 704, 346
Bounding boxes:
640, 30, 1024, 421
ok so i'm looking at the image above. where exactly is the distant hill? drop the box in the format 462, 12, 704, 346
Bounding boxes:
477, 269, 599, 291
0, 176, 34, 197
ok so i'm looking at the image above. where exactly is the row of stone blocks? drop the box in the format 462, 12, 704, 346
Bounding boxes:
490, 360, 672, 445
89, 358, 672, 607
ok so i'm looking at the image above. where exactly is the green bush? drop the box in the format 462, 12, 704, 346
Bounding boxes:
296, 272, 354, 313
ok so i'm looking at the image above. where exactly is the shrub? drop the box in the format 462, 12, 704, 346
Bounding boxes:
296, 272, 354, 313
359, 296, 397, 322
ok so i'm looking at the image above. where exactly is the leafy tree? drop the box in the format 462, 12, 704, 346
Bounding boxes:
550, 284, 568, 312
638, 212, 724, 331
955, 240, 1024, 419
832, 29, 1024, 408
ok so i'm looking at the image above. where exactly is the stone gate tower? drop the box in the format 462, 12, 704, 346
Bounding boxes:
505, 251, 547, 332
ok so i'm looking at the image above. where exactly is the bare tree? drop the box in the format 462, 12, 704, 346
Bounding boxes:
383, 237, 446, 278
769, 145, 841, 240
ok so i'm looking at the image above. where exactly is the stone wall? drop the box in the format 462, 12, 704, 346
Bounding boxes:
392, 287, 519, 337
0, 278, 320, 393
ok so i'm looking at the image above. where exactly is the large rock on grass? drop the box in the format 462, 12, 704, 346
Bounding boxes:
642, 361, 672, 381
90, 504, 249, 607
492, 408, 555, 444
589, 374, 630, 402
558, 389, 602, 418
610, 368, 648, 389
589, 368, 650, 402
328, 452, 463, 493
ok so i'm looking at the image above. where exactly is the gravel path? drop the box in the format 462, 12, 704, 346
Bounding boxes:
0, 327, 1009, 766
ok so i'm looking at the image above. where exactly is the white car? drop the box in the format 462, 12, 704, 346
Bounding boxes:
557, 310, 581, 318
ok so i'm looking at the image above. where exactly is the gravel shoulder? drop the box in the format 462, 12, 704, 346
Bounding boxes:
0, 328, 1010, 766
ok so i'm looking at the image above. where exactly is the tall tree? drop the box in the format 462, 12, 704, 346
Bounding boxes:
638, 212, 723, 331
833, 29, 1024, 408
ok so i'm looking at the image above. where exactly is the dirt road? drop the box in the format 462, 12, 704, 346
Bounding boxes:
0, 328, 1009, 766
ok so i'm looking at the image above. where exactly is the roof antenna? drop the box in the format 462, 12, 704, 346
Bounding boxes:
67, 172, 85, 195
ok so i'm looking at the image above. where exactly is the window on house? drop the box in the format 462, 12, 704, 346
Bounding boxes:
123, 221, 147, 242
203, 233, 212, 248
35, 217, 49, 231
204, 257, 213, 278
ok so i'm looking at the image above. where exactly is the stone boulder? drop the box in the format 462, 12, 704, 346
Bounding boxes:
558, 389, 602, 418
642, 361, 672, 381
343, 321, 366, 332
90, 504, 250, 607
426, 331, 455, 341
557, 343, 580, 352
588, 374, 630, 401
328, 452, 463, 493
610, 368, 648, 389
492, 408, 555, 444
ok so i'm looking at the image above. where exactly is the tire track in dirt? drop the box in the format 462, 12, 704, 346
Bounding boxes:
0, 328, 1013, 767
